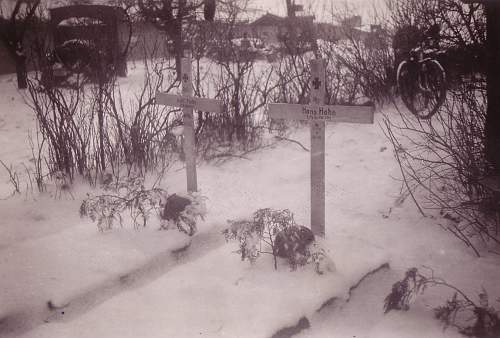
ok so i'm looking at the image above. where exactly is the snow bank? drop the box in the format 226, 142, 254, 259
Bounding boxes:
19, 233, 387, 338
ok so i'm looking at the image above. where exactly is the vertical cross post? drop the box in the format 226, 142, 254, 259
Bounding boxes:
181, 55, 197, 192
268, 59, 374, 238
155, 54, 223, 194
310, 59, 326, 237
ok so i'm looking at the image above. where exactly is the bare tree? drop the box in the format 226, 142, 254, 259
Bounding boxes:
137, 0, 215, 77
184, 0, 282, 159
316, 3, 393, 103
0, 0, 40, 88
387, 0, 486, 79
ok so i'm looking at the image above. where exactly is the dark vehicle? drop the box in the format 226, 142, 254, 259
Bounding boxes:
42, 5, 131, 86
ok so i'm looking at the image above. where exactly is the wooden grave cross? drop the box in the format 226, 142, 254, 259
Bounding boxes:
156, 55, 223, 192
268, 59, 375, 237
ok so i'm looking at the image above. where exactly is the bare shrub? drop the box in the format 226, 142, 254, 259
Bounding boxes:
223, 208, 333, 274
0, 160, 21, 197
386, 0, 485, 48
80, 175, 167, 231
321, 5, 394, 103
26, 75, 95, 180
102, 42, 179, 176
383, 83, 497, 256
384, 267, 500, 338
383, 0, 494, 255
224, 209, 297, 270
274, 51, 313, 105
28, 129, 47, 193
188, 2, 280, 160
387, 0, 486, 84
25, 28, 180, 185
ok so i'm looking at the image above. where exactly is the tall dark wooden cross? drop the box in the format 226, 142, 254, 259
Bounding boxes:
156, 54, 223, 192
268, 59, 375, 237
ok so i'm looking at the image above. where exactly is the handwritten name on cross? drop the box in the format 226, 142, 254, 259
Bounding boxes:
268, 59, 375, 237
156, 55, 223, 192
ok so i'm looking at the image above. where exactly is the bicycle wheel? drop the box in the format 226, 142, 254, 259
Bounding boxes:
397, 60, 419, 115
397, 59, 447, 119
415, 59, 447, 119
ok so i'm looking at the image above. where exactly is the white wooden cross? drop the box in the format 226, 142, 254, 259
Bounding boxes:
156, 54, 223, 192
268, 59, 375, 237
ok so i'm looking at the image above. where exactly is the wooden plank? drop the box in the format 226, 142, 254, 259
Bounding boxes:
310, 59, 326, 238
268, 103, 375, 124
156, 93, 223, 113
181, 57, 198, 193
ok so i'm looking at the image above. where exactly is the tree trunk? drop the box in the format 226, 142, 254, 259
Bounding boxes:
485, 3, 500, 173
98, 89, 106, 172
15, 53, 27, 89
173, 19, 183, 79
233, 76, 243, 141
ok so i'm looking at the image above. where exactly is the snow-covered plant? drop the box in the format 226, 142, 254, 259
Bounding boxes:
223, 208, 333, 274
384, 267, 500, 338
435, 289, 500, 338
80, 176, 167, 231
383, 268, 427, 312
308, 243, 336, 275
224, 219, 262, 263
223, 208, 296, 269
159, 192, 207, 236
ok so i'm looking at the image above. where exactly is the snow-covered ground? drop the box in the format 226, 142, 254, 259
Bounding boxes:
1, 67, 499, 338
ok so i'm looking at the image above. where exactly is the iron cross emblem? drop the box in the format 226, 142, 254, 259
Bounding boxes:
312, 77, 321, 90
182, 73, 189, 83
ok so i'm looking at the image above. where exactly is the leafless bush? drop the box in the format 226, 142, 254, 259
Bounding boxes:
386, 0, 485, 48
25, 31, 180, 185
274, 52, 313, 105
26, 74, 95, 181
320, 5, 394, 104
80, 175, 167, 231
188, 2, 281, 160
0, 160, 21, 197
383, 83, 497, 256
28, 128, 47, 192
384, 267, 500, 338
387, 0, 486, 83
223, 208, 333, 274
382, 0, 494, 255
102, 39, 179, 176
201, 59, 274, 149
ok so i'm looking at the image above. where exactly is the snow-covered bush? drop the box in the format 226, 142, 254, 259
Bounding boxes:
80, 176, 167, 231
223, 208, 333, 274
384, 267, 500, 338
159, 192, 207, 236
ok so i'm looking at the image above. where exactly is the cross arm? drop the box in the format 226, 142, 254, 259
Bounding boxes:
156, 92, 224, 113
268, 103, 375, 124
